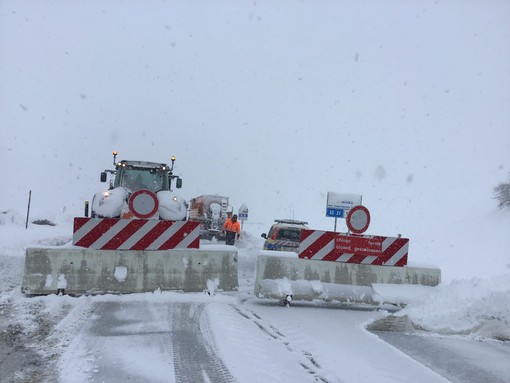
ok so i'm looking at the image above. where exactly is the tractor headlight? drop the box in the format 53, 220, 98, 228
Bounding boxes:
98, 191, 111, 207
172, 196, 178, 202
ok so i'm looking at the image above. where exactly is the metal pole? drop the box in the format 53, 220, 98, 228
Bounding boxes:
334, 217, 337, 232
25, 190, 32, 229
84, 201, 89, 217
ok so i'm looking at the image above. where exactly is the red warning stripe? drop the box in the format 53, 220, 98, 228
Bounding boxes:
298, 229, 408, 267
298, 230, 335, 260
158, 221, 199, 249
74, 218, 118, 248
132, 220, 174, 250
321, 251, 341, 262
72, 218, 200, 250
382, 237, 409, 266
73, 217, 90, 232
101, 219, 147, 250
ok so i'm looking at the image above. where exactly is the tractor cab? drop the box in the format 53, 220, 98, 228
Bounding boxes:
100, 152, 182, 192
92, 151, 186, 221
114, 161, 170, 193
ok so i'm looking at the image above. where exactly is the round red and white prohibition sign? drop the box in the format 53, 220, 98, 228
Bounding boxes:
128, 190, 159, 219
346, 205, 371, 234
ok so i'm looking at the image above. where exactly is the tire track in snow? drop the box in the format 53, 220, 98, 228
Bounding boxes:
170, 302, 236, 383
230, 304, 332, 383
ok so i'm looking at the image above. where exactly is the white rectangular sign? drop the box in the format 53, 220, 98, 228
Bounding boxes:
326, 192, 362, 218
238, 203, 248, 221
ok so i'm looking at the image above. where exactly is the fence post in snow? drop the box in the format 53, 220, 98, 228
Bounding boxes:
25, 190, 32, 229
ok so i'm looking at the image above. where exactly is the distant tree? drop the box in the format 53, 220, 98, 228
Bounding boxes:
494, 173, 510, 209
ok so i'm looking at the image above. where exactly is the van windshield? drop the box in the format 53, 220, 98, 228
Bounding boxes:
277, 228, 301, 241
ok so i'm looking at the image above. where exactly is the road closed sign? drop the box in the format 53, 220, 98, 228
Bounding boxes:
128, 190, 159, 219
334, 234, 382, 256
346, 205, 371, 234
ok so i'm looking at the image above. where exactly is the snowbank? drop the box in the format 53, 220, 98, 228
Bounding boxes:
396, 276, 510, 341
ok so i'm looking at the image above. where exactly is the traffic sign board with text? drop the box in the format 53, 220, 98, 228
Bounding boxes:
326, 208, 345, 218
326, 192, 362, 218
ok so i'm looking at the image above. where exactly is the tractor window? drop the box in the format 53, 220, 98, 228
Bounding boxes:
121, 169, 165, 193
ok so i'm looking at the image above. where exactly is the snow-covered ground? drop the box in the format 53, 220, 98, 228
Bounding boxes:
0, 214, 509, 382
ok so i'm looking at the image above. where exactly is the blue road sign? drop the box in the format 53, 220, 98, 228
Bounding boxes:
326, 208, 344, 218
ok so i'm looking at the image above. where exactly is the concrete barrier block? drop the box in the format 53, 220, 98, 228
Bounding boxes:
254, 253, 440, 303
22, 247, 238, 296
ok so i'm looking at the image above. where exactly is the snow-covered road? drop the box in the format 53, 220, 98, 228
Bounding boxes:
374, 331, 510, 383
51, 292, 450, 383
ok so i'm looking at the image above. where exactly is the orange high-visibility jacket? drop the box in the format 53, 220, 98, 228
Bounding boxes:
223, 218, 241, 234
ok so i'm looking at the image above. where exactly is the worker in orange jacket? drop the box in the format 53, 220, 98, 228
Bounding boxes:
223, 214, 241, 245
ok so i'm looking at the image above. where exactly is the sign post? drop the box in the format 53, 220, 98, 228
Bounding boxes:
238, 203, 248, 234
326, 192, 362, 231
25, 190, 32, 229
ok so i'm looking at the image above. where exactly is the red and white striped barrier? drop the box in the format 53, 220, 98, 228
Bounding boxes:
298, 229, 408, 267
73, 218, 200, 250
